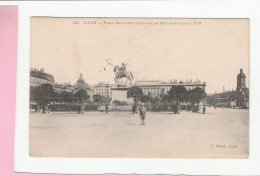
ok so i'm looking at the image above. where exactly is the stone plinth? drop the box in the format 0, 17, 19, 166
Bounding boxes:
111, 85, 134, 105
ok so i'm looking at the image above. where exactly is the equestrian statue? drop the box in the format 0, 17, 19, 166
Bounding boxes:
114, 63, 134, 85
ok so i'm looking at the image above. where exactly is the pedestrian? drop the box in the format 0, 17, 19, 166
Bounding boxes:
105, 104, 109, 114
139, 103, 146, 126
203, 104, 206, 114
132, 105, 135, 114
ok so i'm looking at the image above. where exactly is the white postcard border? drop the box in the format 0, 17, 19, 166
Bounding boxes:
1, 0, 259, 175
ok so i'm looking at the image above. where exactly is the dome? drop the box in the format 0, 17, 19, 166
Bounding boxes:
75, 73, 90, 90
77, 79, 86, 84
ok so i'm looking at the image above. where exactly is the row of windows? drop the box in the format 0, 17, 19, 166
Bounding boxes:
95, 88, 110, 91
94, 89, 112, 93
141, 87, 197, 91
143, 91, 162, 96
95, 92, 112, 97
95, 91, 112, 94
95, 90, 112, 93
30, 78, 53, 85
141, 87, 168, 91
54, 88, 72, 93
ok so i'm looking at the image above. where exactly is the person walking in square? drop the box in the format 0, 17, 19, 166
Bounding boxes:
139, 103, 146, 126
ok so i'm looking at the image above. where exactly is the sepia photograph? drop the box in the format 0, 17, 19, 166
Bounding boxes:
29, 17, 249, 158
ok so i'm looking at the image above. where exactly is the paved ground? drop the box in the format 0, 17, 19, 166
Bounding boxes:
29, 107, 249, 158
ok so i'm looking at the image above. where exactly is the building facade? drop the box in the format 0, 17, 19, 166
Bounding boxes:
207, 90, 237, 108
53, 83, 75, 93
135, 80, 206, 97
207, 68, 249, 108
93, 82, 112, 97
93, 79, 206, 99
30, 68, 55, 87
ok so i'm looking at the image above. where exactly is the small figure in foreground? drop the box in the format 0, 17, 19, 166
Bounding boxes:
203, 104, 206, 114
139, 103, 146, 126
105, 104, 109, 114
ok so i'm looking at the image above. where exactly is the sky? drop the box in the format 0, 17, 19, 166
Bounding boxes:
30, 18, 249, 94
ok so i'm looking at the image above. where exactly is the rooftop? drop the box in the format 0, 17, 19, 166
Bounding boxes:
30, 68, 54, 82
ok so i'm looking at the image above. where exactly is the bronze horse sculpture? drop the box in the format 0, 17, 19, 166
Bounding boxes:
114, 65, 134, 85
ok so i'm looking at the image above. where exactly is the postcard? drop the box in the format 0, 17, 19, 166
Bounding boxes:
29, 17, 249, 158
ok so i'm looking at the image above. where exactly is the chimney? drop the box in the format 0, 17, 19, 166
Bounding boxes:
223, 86, 225, 92
40, 68, 44, 73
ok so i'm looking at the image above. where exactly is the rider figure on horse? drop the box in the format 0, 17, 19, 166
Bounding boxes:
114, 62, 133, 85
120, 63, 127, 75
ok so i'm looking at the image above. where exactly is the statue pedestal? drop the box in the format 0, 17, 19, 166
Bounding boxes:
111, 85, 133, 105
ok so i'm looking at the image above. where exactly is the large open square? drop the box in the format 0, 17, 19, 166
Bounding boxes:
29, 107, 249, 158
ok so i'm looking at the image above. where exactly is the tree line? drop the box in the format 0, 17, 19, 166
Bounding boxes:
127, 85, 206, 111
30, 84, 111, 106
30, 84, 206, 111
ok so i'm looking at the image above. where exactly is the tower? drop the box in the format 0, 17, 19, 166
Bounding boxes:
237, 68, 246, 92
79, 73, 83, 80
